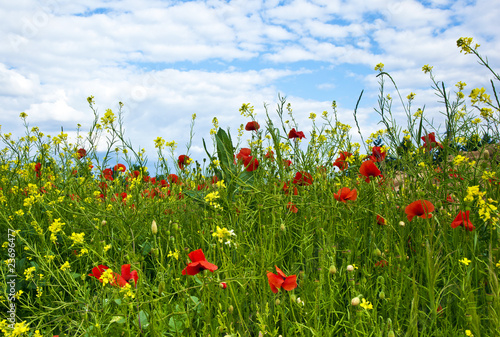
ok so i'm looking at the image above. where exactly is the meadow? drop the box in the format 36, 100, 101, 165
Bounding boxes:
0, 37, 499, 336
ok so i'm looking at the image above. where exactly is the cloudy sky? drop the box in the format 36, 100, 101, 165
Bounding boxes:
1, 0, 499, 170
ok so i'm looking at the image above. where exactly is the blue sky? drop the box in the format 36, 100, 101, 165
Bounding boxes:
1, 0, 499, 171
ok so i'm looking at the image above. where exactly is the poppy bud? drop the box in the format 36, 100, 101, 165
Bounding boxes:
275, 298, 281, 305
373, 248, 382, 257
171, 222, 179, 231
351, 297, 360, 306
228, 305, 234, 314
219, 282, 227, 289
388, 331, 395, 337
290, 294, 297, 302
347, 264, 354, 272
151, 220, 158, 234
158, 280, 165, 294
329, 265, 337, 274
379, 291, 385, 299
101, 220, 107, 226
280, 223, 286, 231
483, 150, 490, 160
398, 221, 405, 227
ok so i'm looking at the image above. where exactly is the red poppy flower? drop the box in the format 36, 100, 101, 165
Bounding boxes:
333, 152, 352, 171
405, 200, 435, 222
182, 249, 218, 276
293, 171, 313, 185
421, 132, 443, 150
265, 150, 274, 160
267, 266, 297, 293
178, 155, 191, 170
370, 146, 386, 162
77, 148, 87, 159
88, 265, 110, 283
359, 160, 381, 183
376, 214, 386, 225
242, 155, 259, 172
34, 162, 42, 178
451, 210, 474, 231
236, 148, 252, 161
102, 168, 114, 181
245, 121, 260, 131
114, 163, 126, 173
288, 128, 306, 140
334, 187, 358, 203
211, 176, 219, 184
446, 194, 456, 203
283, 159, 292, 168
120, 264, 139, 287
286, 202, 298, 213
374, 260, 388, 268
168, 174, 179, 184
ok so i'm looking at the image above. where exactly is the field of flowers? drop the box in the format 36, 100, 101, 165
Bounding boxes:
1, 37, 499, 337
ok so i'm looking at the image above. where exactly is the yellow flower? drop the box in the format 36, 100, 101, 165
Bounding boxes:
422, 65, 433, 73
407, 92, 416, 101
104, 244, 112, 252
10, 321, 30, 336
70, 232, 85, 245
360, 298, 373, 310
465, 329, 474, 336
100, 268, 116, 286
15, 290, 24, 299
459, 257, 472, 266
24, 266, 36, 281
168, 249, 180, 260
374, 63, 384, 72
60, 261, 71, 271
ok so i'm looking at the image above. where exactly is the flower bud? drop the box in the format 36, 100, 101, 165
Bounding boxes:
228, 305, 234, 314
101, 220, 107, 226
151, 220, 158, 234
351, 297, 360, 306
373, 248, 382, 257
347, 264, 354, 272
275, 298, 281, 306
399, 221, 405, 227
219, 282, 227, 289
379, 291, 385, 299
329, 265, 337, 274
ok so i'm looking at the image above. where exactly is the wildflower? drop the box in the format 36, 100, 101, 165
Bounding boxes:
245, 121, 260, 131
465, 330, 474, 336
9, 321, 30, 335
374, 63, 384, 72
376, 214, 386, 225
24, 266, 36, 281
220, 282, 227, 289
182, 249, 218, 276
168, 174, 179, 184
89, 265, 109, 284
360, 298, 373, 310
370, 146, 386, 162
333, 151, 352, 171
351, 297, 360, 306
288, 128, 306, 140
168, 250, 179, 260
120, 264, 139, 287
69, 232, 85, 245
178, 155, 192, 170
293, 171, 313, 186
422, 64, 433, 73
286, 202, 298, 213
459, 257, 472, 266
267, 266, 297, 293
451, 211, 475, 231
212, 226, 236, 243
421, 132, 443, 151
76, 148, 87, 159
151, 220, 158, 234
60, 261, 70, 271
114, 163, 126, 173
405, 200, 434, 222
334, 187, 357, 203
359, 160, 381, 183
242, 155, 259, 172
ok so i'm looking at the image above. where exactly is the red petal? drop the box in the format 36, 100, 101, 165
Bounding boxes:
281, 275, 297, 291
267, 272, 284, 293
188, 249, 206, 263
